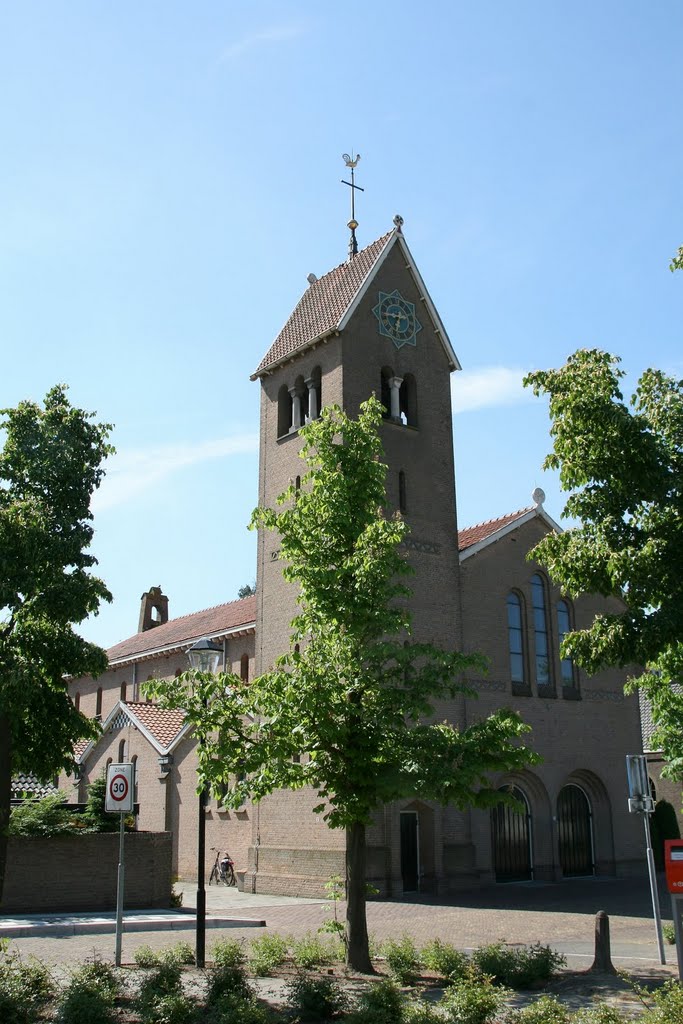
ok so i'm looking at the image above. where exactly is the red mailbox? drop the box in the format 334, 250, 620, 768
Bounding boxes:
664, 840, 683, 894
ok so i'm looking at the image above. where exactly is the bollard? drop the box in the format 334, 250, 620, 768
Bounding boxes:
590, 910, 616, 973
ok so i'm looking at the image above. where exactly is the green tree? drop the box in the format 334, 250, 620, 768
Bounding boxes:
524, 350, 683, 776
148, 397, 538, 972
237, 582, 256, 599
0, 385, 113, 900
670, 246, 683, 273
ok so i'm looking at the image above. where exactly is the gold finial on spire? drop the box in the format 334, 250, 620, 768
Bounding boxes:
342, 152, 363, 259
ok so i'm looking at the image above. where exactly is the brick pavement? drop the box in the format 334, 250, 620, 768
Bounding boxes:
5, 876, 679, 979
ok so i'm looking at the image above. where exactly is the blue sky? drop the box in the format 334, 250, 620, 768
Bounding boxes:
2, 2, 680, 649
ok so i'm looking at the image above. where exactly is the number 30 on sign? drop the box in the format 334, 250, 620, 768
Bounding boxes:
105, 762, 135, 813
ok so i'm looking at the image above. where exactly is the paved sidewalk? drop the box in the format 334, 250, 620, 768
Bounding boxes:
1, 875, 679, 978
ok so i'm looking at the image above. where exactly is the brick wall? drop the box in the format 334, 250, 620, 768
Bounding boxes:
2, 832, 172, 913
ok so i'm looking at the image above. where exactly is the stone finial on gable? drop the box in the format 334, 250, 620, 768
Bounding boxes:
138, 586, 169, 633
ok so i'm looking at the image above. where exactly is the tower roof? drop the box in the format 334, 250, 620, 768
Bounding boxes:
252, 226, 460, 378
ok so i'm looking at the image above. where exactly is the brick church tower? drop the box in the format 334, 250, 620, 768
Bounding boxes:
248, 219, 477, 894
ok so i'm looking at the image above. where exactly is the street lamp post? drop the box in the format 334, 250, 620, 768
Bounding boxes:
187, 637, 223, 968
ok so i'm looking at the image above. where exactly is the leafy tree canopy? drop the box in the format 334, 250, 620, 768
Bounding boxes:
237, 582, 256, 599
524, 350, 683, 775
0, 385, 113, 896
149, 397, 538, 970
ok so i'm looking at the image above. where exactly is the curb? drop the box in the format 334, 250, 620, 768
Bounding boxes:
0, 915, 267, 939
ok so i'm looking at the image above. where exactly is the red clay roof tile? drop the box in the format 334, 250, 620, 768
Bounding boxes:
107, 595, 256, 663
126, 701, 188, 750
458, 507, 534, 552
254, 231, 394, 375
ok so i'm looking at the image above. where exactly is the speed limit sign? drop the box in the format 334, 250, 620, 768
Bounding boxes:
105, 763, 135, 813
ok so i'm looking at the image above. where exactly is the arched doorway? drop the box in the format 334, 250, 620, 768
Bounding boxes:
557, 784, 594, 876
491, 786, 533, 882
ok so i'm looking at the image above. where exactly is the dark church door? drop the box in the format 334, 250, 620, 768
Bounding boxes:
491, 786, 533, 882
400, 811, 419, 892
557, 784, 594, 876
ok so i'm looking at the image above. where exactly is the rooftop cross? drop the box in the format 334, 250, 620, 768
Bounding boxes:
341, 152, 364, 259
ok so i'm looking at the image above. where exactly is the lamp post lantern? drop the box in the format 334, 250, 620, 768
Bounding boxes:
187, 637, 223, 968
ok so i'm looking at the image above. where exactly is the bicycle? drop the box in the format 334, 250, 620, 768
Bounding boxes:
208, 847, 236, 886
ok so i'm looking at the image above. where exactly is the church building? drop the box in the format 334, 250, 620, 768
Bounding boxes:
63, 217, 645, 894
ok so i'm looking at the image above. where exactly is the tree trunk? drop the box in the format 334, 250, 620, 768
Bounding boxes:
0, 712, 11, 905
345, 821, 374, 973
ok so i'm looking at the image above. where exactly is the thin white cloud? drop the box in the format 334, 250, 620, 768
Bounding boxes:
93, 434, 259, 512
219, 24, 305, 62
451, 366, 534, 414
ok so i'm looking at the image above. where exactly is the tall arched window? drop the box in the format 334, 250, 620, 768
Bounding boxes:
95, 687, 103, 719
74, 692, 81, 712
277, 383, 292, 438
557, 600, 575, 689
380, 366, 393, 418
530, 574, 551, 689
240, 654, 250, 683
506, 592, 526, 689
120, 682, 127, 703
399, 373, 418, 427
398, 470, 407, 513
118, 738, 127, 762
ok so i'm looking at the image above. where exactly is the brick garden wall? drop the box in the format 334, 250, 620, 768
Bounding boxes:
1, 832, 172, 913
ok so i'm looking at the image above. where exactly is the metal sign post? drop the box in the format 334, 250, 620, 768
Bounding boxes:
106, 763, 135, 967
625, 754, 666, 964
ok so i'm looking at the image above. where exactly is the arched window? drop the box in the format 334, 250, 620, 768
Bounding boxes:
557, 600, 575, 689
399, 373, 418, 427
506, 592, 526, 688
120, 682, 127, 703
95, 687, 103, 720
118, 738, 127, 762
74, 692, 81, 712
530, 574, 551, 689
380, 366, 394, 418
305, 366, 322, 422
398, 470, 407, 513
146, 674, 154, 703
240, 654, 250, 682
277, 383, 292, 438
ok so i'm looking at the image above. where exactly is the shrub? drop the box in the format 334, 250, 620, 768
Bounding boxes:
0, 946, 55, 1024
503, 994, 571, 1023
403, 997, 443, 1023
210, 938, 247, 969
138, 992, 197, 1024
56, 958, 120, 1024
639, 978, 683, 1023
421, 938, 468, 983
248, 933, 288, 976
134, 943, 195, 968
471, 942, 565, 989
662, 922, 676, 945
57, 985, 116, 1024
572, 1006, 627, 1024
206, 963, 252, 1005
70, 958, 119, 1001
347, 978, 405, 1024
136, 960, 186, 1022
440, 968, 506, 1024
381, 934, 422, 985
204, 992, 272, 1024
285, 971, 349, 1021
291, 932, 338, 969
8, 793, 76, 836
